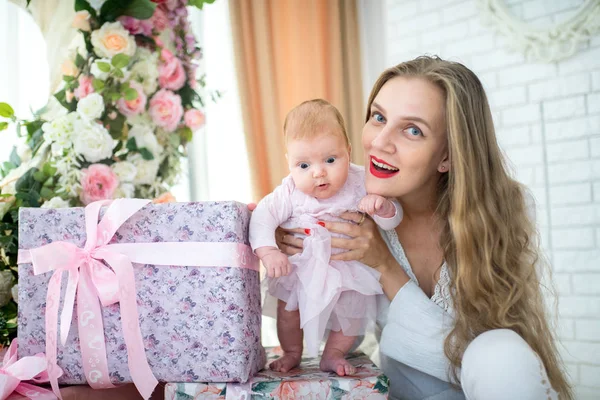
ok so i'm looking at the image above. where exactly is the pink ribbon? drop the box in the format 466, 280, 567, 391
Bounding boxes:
0, 338, 61, 400
17, 199, 258, 400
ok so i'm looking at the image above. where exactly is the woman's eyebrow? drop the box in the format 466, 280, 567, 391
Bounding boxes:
372, 101, 431, 130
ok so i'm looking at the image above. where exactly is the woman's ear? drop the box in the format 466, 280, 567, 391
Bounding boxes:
438, 153, 450, 173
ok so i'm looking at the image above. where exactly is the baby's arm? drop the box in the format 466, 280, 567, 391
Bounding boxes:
358, 195, 403, 230
255, 246, 292, 278
249, 178, 295, 277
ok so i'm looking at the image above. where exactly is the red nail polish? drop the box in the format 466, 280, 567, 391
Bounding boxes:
317, 221, 325, 227
304, 228, 311, 235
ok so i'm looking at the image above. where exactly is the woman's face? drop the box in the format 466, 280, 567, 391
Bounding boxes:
362, 76, 449, 201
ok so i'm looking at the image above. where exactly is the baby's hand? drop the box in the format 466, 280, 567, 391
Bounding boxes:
257, 247, 292, 278
358, 194, 396, 218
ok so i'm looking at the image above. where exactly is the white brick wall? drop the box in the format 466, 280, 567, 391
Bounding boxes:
384, 0, 600, 397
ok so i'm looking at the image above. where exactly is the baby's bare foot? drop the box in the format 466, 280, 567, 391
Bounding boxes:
320, 349, 356, 376
270, 351, 302, 373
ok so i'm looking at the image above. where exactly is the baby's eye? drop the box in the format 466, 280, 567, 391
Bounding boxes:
372, 112, 385, 123
299, 163, 309, 169
326, 157, 336, 164
406, 126, 422, 136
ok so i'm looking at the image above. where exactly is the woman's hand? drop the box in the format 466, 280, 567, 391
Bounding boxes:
275, 227, 305, 256
326, 212, 395, 270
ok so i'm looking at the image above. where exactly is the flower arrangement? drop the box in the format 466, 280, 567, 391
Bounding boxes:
0, 0, 217, 345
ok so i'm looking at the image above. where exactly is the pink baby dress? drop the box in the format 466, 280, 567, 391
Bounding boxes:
249, 163, 401, 356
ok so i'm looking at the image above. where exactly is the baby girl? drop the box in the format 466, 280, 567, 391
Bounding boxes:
249, 99, 402, 376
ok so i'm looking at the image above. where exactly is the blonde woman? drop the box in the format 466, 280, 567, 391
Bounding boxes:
277, 56, 573, 400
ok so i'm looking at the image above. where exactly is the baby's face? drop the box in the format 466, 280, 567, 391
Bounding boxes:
287, 132, 350, 199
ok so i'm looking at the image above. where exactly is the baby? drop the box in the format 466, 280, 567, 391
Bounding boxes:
249, 99, 402, 376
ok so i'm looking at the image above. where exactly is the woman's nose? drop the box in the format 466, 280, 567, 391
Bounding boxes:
371, 128, 395, 153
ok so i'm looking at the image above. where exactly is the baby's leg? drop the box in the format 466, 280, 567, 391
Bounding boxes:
270, 299, 303, 373
320, 330, 357, 376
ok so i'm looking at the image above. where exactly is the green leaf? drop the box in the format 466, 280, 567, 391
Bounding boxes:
112, 68, 124, 79
63, 75, 75, 83
9, 148, 20, 168
189, 0, 216, 9
0, 103, 14, 118
27, 125, 45, 156
106, 112, 126, 139
92, 78, 105, 91
179, 127, 193, 144
15, 168, 38, 193
42, 163, 57, 177
43, 176, 55, 187
33, 170, 46, 182
0, 122, 8, 131
330, 386, 348, 400
139, 147, 154, 160
97, 62, 111, 73
54, 89, 76, 112
40, 187, 54, 199
111, 54, 130, 69
100, 0, 156, 22
113, 140, 124, 153
126, 137, 138, 151
109, 92, 122, 102
75, 53, 86, 69
124, 88, 138, 101
251, 381, 282, 394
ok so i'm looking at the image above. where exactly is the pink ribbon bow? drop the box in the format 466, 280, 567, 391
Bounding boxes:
0, 338, 61, 400
17, 199, 258, 400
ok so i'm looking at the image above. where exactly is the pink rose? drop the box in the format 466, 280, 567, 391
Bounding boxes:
149, 89, 183, 132
158, 49, 186, 90
80, 164, 119, 205
74, 75, 94, 100
117, 81, 147, 116
151, 7, 169, 32
118, 16, 153, 36
184, 109, 205, 131
270, 381, 331, 400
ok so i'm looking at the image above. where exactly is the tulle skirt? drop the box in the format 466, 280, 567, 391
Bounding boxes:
263, 225, 383, 356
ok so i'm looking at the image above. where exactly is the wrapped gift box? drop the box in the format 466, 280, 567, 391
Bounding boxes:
165, 347, 389, 399
17, 201, 266, 385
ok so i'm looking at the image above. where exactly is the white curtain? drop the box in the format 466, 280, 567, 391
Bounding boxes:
0, 0, 49, 163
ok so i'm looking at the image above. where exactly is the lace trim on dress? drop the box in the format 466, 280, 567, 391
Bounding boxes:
383, 229, 453, 312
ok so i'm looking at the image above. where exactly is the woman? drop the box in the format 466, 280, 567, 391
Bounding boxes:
276, 56, 573, 400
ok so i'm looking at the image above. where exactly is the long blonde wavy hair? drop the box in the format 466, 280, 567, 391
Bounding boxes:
366, 56, 572, 399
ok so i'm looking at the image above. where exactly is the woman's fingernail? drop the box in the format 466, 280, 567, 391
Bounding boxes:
317, 221, 325, 227
304, 228, 311, 235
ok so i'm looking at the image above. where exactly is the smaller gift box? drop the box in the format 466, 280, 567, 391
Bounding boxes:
165, 347, 389, 399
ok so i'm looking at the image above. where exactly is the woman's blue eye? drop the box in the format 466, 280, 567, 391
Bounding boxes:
372, 112, 385, 123
300, 163, 309, 169
326, 157, 336, 164
407, 126, 422, 136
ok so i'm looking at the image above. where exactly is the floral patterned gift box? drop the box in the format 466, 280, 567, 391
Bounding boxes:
17, 201, 266, 387
165, 347, 389, 399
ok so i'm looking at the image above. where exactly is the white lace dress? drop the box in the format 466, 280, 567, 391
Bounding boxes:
375, 227, 457, 386
382, 229, 453, 313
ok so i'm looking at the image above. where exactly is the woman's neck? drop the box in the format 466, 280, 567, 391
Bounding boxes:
397, 185, 439, 222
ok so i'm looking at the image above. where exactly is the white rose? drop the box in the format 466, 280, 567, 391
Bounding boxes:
114, 183, 135, 199
130, 49, 159, 95
91, 22, 136, 58
129, 154, 160, 185
73, 119, 115, 162
111, 161, 137, 182
41, 196, 71, 209
128, 125, 162, 157
77, 92, 105, 120
125, 113, 155, 129
91, 58, 111, 81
